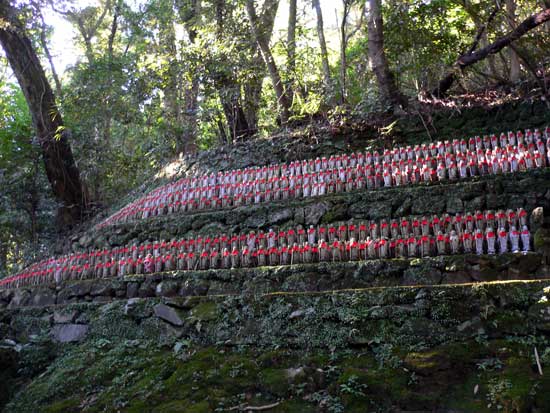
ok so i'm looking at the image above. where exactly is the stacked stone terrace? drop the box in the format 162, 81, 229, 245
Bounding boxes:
0, 208, 533, 290
1, 126, 549, 297
96, 127, 550, 228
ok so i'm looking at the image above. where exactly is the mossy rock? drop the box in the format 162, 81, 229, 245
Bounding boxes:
188, 301, 219, 323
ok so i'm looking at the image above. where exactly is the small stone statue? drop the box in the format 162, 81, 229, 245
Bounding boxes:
177, 252, 187, 270
144, 254, 154, 274
521, 226, 531, 254
475, 229, 484, 255
436, 231, 447, 256
378, 238, 388, 258
307, 225, 317, 245
231, 247, 240, 268
486, 228, 496, 255
497, 228, 508, 254
509, 226, 520, 253
449, 230, 460, 254
462, 230, 472, 254
407, 234, 417, 258
155, 255, 163, 273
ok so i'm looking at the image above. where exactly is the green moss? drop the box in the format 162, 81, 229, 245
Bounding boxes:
44, 398, 81, 413
189, 301, 219, 322
260, 368, 290, 396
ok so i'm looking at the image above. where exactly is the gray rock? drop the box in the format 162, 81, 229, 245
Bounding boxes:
394, 197, 412, 217
54, 310, 78, 324
412, 196, 446, 215
64, 282, 92, 298
464, 195, 485, 211
79, 234, 93, 248
1, 339, 17, 347
124, 298, 152, 319
138, 281, 156, 298
293, 207, 305, 225
52, 324, 89, 343
244, 213, 267, 228
7, 290, 31, 309
90, 281, 114, 297
403, 267, 442, 285
289, 307, 315, 320
127, 282, 140, 298
268, 208, 293, 225
304, 202, 330, 225
531, 207, 544, 233
31, 290, 56, 307
446, 197, 464, 214
154, 304, 184, 326
156, 281, 180, 297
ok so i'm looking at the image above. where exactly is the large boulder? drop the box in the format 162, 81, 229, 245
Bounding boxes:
52, 324, 89, 343
154, 304, 184, 326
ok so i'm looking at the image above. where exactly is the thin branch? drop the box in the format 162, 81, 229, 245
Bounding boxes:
433, 6, 550, 97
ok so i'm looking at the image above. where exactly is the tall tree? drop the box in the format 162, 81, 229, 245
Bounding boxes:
339, 0, 351, 104
366, 0, 405, 109
287, 0, 297, 83
506, 0, 521, 82
175, 0, 201, 152
0, 0, 87, 227
311, 0, 332, 102
246, 0, 291, 123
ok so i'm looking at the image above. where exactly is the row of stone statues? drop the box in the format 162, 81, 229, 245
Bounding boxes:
97, 127, 548, 227
13, 207, 532, 272
0, 208, 533, 289
0, 226, 532, 289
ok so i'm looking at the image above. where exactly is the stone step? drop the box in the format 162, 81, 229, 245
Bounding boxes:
1, 253, 547, 309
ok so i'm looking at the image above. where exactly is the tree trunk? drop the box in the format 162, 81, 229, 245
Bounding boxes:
506, 0, 521, 82
366, 0, 405, 109
246, 0, 291, 124
0, 1, 87, 227
339, 0, 350, 104
287, 0, 297, 77
433, 6, 550, 97
312, 0, 332, 101
217, 76, 251, 141
174, 0, 202, 152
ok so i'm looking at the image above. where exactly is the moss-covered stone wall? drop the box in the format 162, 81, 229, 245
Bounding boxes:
1, 252, 547, 310
1, 280, 550, 412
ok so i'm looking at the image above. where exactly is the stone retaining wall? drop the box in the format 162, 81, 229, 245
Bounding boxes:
76, 169, 550, 251
1, 252, 547, 310
2, 279, 550, 350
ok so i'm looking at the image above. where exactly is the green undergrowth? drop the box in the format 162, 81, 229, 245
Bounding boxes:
4, 336, 550, 413
2, 281, 550, 412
